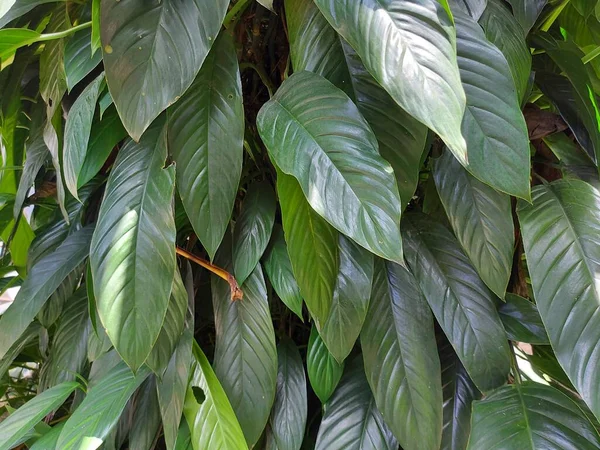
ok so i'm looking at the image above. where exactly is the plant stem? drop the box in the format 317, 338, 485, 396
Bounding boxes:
223, 0, 253, 29
175, 247, 243, 301
37, 21, 92, 42
239, 62, 274, 98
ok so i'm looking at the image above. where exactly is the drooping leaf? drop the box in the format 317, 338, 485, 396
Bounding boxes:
57, 362, 150, 449
0, 322, 40, 377
0, 28, 39, 62
232, 182, 276, 285
263, 225, 304, 320
468, 383, 600, 449
277, 171, 338, 328
90, 119, 176, 370
498, 293, 549, 345
453, 10, 530, 199
64, 28, 102, 92
320, 235, 373, 363
269, 339, 308, 450
507, 0, 547, 33
212, 254, 277, 447
63, 72, 104, 199
146, 269, 187, 376
517, 179, 600, 420
129, 376, 162, 450
100, 0, 228, 140
157, 327, 193, 450
451, 0, 487, 19
439, 338, 481, 450
315, 358, 398, 450
13, 132, 48, 220
258, 71, 402, 263
433, 149, 515, 298
403, 214, 511, 392
183, 343, 247, 450
37, 263, 83, 328
0, 225, 93, 359
29, 423, 66, 450
479, 0, 532, 103
0, 381, 79, 450
361, 258, 442, 450
313, 0, 467, 162
307, 326, 343, 404
168, 31, 244, 260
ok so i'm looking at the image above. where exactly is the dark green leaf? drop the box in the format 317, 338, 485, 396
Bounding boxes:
0, 0, 66, 28
403, 214, 511, 392
64, 28, 102, 92
0, 225, 93, 359
90, 120, 176, 370
451, 0, 487, 19
129, 376, 161, 450
307, 326, 343, 404
313, 0, 467, 162
315, 358, 398, 450
269, 339, 307, 450
100, 0, 228, 139
233, 182, 276, 285
361, 258, 442, 450
433, 149, 515, 298
13, 133, 48, 220
0, 322, 40, 377
168, 32, 243, 260
57, 362, 150, 449
258, 71, 402, 263
29, 423, 65, 450
507, 0, 547, 33
517, 179, 600, 420
468, 383, 600, 449
498, 293, 549, 345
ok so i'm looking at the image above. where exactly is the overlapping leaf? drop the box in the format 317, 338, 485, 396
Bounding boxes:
64, 28, 102, 92
507, 0, 547, 33
498, 294, 549, 345
307, 326, 343, 404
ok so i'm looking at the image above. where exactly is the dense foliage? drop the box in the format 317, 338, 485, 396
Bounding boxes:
1, 0, 600, 448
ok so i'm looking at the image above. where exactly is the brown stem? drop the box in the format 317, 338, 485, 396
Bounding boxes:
176, 247, 243, 301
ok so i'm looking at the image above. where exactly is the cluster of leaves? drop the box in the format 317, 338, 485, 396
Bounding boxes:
2, 0, 600, 449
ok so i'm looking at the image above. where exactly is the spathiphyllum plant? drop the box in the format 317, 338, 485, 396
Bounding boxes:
2, 0, 600, 449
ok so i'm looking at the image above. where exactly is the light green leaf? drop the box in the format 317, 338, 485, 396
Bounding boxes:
277, 171, 338, 328
313, 0, 467, 162
100, 0, 228, 140
433, 149, 515, 299
263, 225, 304, 320
91, 0, 100, 54
517, 179, 600, 420
403, 214, 511, 392
468, 383, 600, 449
64, 28, 102, 92
0, 28, 39, 62
307, 326, 343, 404
0, 381, 79, 450
233, 182, 276, 285
29, 423, 66, 450
453, 10, 530, 199
315, 358, 398, 450
506, 0, 547, 33
361, 258, 442, 450
0, 225, 93, 359
258, 71, 402, 263
63, 72, 104, 199
212, 257, 277, 447
129, 376, 162, 450
184, 343, 247, 450
57, 361, 150, 449
168, 31, 244, 260
269, 339, 307, 450
90, 119, 176, 371
320, 235, 373, 363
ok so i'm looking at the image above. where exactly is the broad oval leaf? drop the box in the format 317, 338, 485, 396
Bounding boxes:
498, 293, 549, 345
315, 357, 398, 450
64, 28, 102, 92
468, 383, 600, 449
232, 182, 276, 285
212, 259, 277, 447
277, 171, 338, 327
320, 235, 373, 363
100, 0, 228, 140
307, 326, 343, 404
269, 339, 308, 450
0, 381, 79, 450
454, 10, 530, 199
0, 224, 93, 359
57, 362, 150, 449
263, 225, 304, 320
313, 0, 467, 162
361, 258, 442, 450
168, 31, 244, 260
517, 180, 600, 420
90, 120, 176, 371
184, 343, 247, 450
258, 71, 402, 263
403, 214, 511, 392
433, 149, 515, 298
